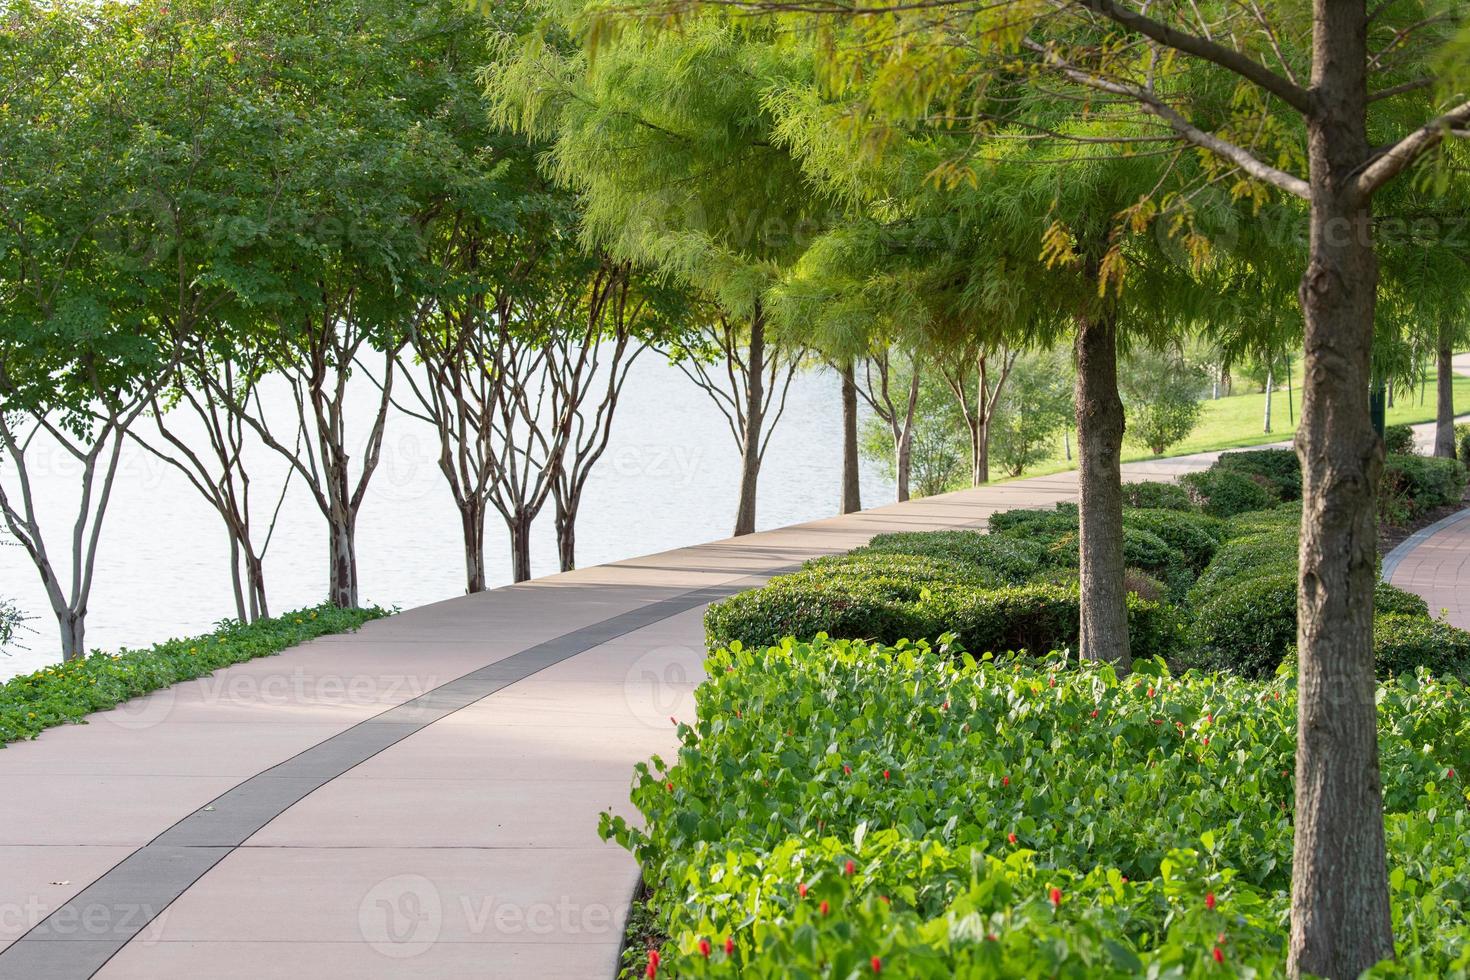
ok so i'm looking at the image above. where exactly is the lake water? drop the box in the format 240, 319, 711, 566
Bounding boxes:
0, 358, 894, 681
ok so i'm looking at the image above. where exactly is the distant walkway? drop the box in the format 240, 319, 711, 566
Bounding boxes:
0, 402, 1462, 978
1385, 509, 1470, 629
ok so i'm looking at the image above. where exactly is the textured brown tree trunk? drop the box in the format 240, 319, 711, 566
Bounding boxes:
733, 307, 767, 536
1289, 3, 1394, 974
1435, 321, 1457, 459
1073, 308, 1129, 668
840, 360, 862, 514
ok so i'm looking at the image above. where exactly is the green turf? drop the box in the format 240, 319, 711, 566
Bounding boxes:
1006, 365, 1470, 482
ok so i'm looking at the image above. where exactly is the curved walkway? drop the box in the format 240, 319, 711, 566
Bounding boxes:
1384, 508, 1470, 628
0, 408, 1463, 978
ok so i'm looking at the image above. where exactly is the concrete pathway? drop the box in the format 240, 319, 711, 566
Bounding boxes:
0, 405, 1462, 978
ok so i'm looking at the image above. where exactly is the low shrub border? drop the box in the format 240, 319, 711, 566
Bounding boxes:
0, 603, 389, 747
606, 639, 1470, 976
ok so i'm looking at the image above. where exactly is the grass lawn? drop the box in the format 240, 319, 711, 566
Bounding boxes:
1009, 364, 1470, 481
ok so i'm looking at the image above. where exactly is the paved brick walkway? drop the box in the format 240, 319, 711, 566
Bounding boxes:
1385, 508, 1470, 628
0, 398, 1462, 978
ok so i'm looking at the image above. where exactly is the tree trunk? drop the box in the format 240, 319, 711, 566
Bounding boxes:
555, 504, 577, 573
461, 500, 487, 593
1073, 308, 1129, 668
54, 606, 85, 662
1289, 4, 1394, 972
895, 428, 913, 502
227, 531, 248, 624
840, 360, 862, 514
1263, 364, 1274, 434
327, 517, 358, 608
508, 512, 532, 583
733, 307, 767, 536
245, 553, 268, 621
1435, 321, 1456, 458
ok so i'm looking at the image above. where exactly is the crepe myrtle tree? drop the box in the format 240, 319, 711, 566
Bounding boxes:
0, 0, 175, 659
603, 0, 1470, 971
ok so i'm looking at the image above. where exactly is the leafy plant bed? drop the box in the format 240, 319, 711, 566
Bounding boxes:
605, 638, 1470, 977
1378, 481, 1470, 556
0, 604, 390, 747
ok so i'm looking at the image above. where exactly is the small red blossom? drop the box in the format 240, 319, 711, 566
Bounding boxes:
1002, 775, 1010, 787
1147, 687, 1155, 698
1048, 676, 1056, 688
879, 895, 890, 905
1205, 892, 1216, 911
942, 701, 950, 710
1121, 875, 1128, 882
819, 900, 830, 917
1213, 946, 1225, 964
1090, 709, 1099, 718
1202, 736, 1210, 746
844, 860, 855, 876
1049, 887, 1063, 907
883, 769, 891, 781
871, 956, 882, 974
645, 966, 655, 979
1449, 769, 1457, 779
1007, 832, 1018, 844
1206, 713, 1214, 724
986, 933, 998, 942
698, 939, 712, 958
798, 882, 808, 898
843, 764, 852, 775
665, 781, 674, 792
724, 937, 735, 955
649, 950, 660, 969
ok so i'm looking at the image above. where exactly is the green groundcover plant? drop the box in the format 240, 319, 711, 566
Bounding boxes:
0, 604, 389, 746
606, 640, 1470, 978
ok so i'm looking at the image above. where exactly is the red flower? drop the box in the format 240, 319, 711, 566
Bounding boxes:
1049, 887, 1062, 907
665, 781, 674, 792
724, 937, 735, 955
883, 769, 891, 781
698, 939, 712, 958
1048, 676, 1056, 688
820, 900, 830, 917
1205, 892, 1216, 911
1121, 875, 1128, 882
1206, 713, 1214, 724
798, 882, 808, 898
843, 764, 852, 775
1090, 709, 1099, 718
1202, 736, 1210, 746
645, 966, 655, 979
844, 860, 856, 876
1007, 832, 1017, 844
879, 895, 890, 905
649, 950, 660, 968
1147, 687, 1155, 698
1213, 946, 1225, 964
986, 933, 998, 942
941, 701, 950, 710
1002, 775, 1010, 787
871, 956, 882, 974
1449, 769, 1457, 779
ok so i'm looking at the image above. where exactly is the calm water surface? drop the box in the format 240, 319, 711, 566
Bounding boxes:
0, 358, 893, 681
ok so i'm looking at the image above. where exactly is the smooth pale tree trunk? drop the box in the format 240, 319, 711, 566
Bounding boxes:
1435, 322, 1457, 458
508, 512, 533, 583
1074, 309, 1130, 669
1289, 5, 1394, 973
733, 307, 767, 536
1263, 365, 1274, 433
460, 501, 487, 593
840, 361, 862, 514
555, 509, 576, 574
327, 517, 359, 609
895, 427, 914, 502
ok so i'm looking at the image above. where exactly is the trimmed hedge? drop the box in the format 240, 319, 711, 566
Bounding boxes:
1457, 422, 1470, 463
1383, 423, 1417, 456
1120, 481, 1193, 511
1179, 468, 1277, 517
1380, 453, 1467, 521
854, 531, 1048, 584
705, 578, 1181, 662
1214, 448, 1301, 501
1376, 613, 1470, 679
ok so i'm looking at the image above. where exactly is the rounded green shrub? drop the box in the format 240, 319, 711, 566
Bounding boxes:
1120, 481, 1194, 511
1222, 502, 1300, 538
1383, 423, 1417, 456
1179, 468, 1277, 518
1375, 613, 1470, 679
1380, 453, 1468, 521
1189, 530, 1297, 599
855, 531, 1048, 584
801, 552, 997, 588
936, 582, 1180, 661
704, 576, 929, 650
1122, 508, 1223, 572
1214, 449, 1302, 501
